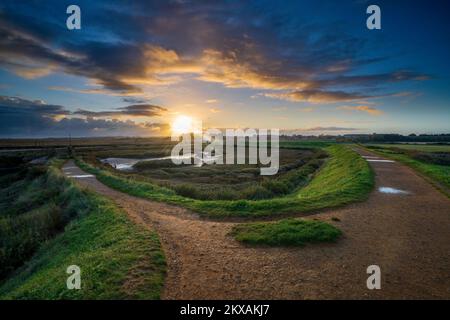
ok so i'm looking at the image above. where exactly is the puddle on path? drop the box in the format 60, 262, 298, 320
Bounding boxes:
378, 187, 409, 194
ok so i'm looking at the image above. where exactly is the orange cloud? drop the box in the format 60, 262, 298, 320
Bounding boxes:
337, 105, 383, 115
196, 49, 313, 90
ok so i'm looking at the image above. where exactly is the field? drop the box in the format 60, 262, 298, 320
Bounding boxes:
1, 138, 449, 299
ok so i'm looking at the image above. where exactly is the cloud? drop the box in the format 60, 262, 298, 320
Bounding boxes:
195, 49, 313, 90
0, 95, 168, 137
317, 71, 431, 88
206, 99, 218, 103
306, 126, 358, 131
209, 108, 222, 113
6, 63, 55, 79
122, 97, 151, 104
143, 122, 170, 133
48, 86, 140, 97
74, 104, 167, 118
0, 0, 430, 100
337, 105, 383, 115
0, 21, 179, 93
0, 96, 70, 117
264, 90, 369, 103
0, 24, 141, 93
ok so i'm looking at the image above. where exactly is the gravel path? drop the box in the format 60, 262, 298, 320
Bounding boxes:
63, 149, 450, 299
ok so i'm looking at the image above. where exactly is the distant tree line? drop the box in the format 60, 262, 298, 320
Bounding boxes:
340, 133, 450, 143
280, 133, 450, 144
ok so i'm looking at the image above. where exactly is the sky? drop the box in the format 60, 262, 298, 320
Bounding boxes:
0, 0, 449, 137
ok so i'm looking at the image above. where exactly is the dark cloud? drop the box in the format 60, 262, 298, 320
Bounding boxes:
74, 104, 167, 117
0, 96, 70, 116
0, 0, 429, 101
122, 97, 151, 104
0, 96, 167, 137
0, 21, 145, 93
317, 70, 431, 89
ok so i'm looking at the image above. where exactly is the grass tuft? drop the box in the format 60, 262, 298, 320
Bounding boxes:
230, 218, 342, 246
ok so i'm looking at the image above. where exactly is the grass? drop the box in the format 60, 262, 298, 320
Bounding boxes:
75, 145, 374, 218
0, 164, 166, 299
365, 145, 450, 197
230, 218, 341, 246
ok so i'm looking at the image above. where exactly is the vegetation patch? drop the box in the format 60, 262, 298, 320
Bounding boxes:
76, 145, 374, 218
87, 148, 327, 201
230, 218, 341, 246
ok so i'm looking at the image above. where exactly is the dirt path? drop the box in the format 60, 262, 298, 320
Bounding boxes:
62, 149, 450, 299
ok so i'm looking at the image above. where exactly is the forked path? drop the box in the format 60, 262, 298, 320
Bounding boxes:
63, 149, 450, 299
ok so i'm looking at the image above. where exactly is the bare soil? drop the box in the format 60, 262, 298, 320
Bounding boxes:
63, 148, 450, 299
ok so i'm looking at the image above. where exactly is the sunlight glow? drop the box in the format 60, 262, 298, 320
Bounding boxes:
171, 115, 198, 135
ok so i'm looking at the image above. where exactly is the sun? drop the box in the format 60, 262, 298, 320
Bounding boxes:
171, 115, 195, 135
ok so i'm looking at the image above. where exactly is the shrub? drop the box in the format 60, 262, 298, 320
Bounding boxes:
214, 188, 240, 200
412, 152, 450, 166
241, 185, 274, 200
262, 180, 291, 196
172, 184, 200, 198
133, 159, 176, 170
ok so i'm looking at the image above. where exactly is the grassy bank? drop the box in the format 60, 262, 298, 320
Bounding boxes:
76, 145, 374, 218
366, 146, 450, 197
230, 218, 341, 246
0, 163, 166, 299
0, 159, 91, 280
